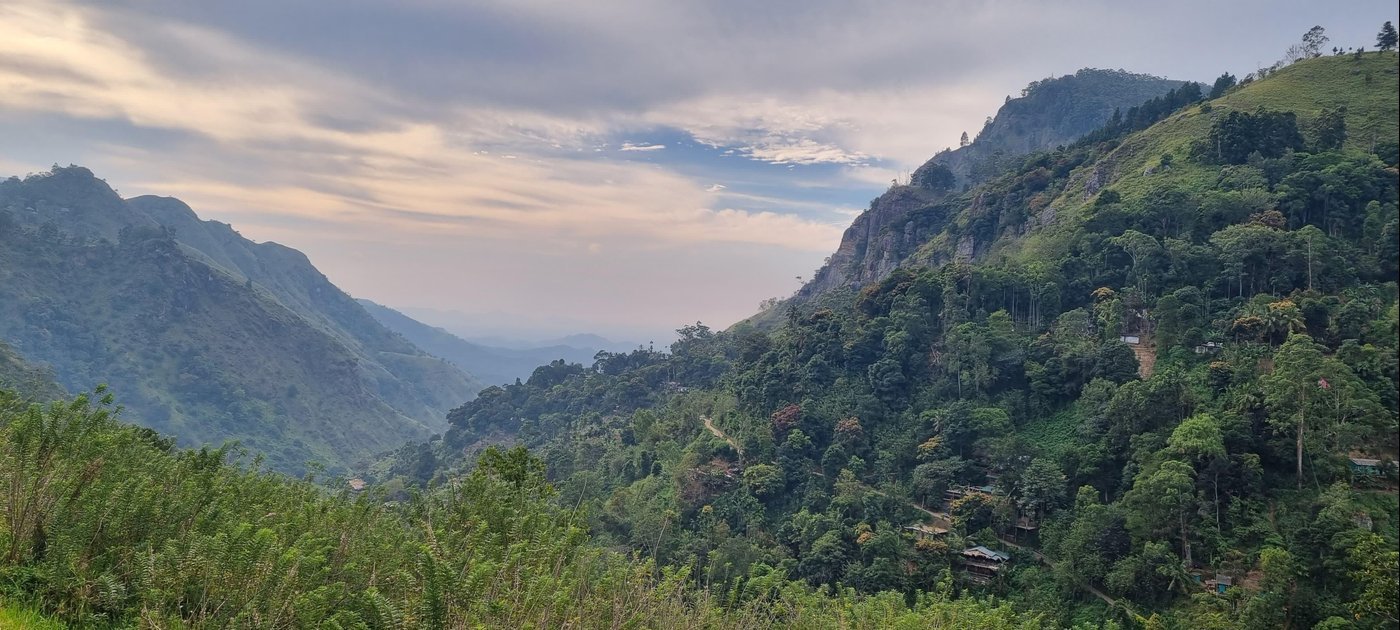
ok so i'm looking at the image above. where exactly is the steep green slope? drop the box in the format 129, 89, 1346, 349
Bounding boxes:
1012, 52, 1400, 264
788, 54, 1398, 308
389, 52, 1400, 629
126, 195, 481, 416
770, 70, 1191, 319
0, 168, 481, 472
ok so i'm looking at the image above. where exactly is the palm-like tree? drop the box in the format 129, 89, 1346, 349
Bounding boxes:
1262, 300, 1305, 343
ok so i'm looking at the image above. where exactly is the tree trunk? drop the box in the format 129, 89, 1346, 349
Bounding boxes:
1296, 410, 1305, 490
1181, 511, 1192, 567
1214, 469, 1221, 531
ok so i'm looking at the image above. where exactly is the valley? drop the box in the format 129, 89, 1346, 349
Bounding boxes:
0, 15, 1396, 629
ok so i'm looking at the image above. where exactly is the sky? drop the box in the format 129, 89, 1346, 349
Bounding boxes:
2, 0, 1396, 343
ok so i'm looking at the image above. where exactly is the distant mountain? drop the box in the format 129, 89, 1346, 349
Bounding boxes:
358, 300, 617, 386
396, 305, 660, 349
538, 333, 637, 353
0, 167, 481, 473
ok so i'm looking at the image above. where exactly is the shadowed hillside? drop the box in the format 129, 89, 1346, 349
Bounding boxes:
0, 168, 482, 472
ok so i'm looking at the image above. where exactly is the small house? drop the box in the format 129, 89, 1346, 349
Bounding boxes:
1203, 573, 1232, 594
960, 546, 1010, 584
347, 478, 367, 491
1349, 457, 1383, 477
1193, 342, 1223, 354
1120, 335, 1141, 345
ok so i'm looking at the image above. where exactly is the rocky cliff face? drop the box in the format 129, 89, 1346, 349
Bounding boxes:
800, 186, 951, 297
800, 69, 1184, 301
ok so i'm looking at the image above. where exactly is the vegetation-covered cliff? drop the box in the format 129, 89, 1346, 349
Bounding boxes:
925, 68, 1187, 189
0, 340, 62, 402
787, 70, 1188, 307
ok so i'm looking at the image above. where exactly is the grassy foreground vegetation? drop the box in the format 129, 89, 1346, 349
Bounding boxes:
0, 388, 1048, 628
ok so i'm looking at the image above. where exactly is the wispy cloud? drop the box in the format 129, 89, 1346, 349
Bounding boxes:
3, 0, 1394, 334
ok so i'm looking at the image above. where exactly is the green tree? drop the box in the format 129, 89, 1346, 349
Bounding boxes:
1378, 21, 1398, 52
742, 463, 786, 500
1125, 460, 1197, 565
1348, 533, 1400, 625
1241, 547, 1300, 630
1264, 333, 1386, 488
1108, 230, 1164, 294
1310, 106, 1347, 151
1167, 414, 1227, 528
1301, 26, 1328, 58
1017, 458, 1067, 521
1208, 72, 1237, 99
1263, 334, 1326, 488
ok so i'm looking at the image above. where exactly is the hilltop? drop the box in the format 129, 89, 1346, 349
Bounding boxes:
769, 69, 1187, 311
785, 54, 1398, 309
924, 68, 1187, 189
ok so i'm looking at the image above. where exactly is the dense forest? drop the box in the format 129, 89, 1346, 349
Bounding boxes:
1, 44, 1397, 630
380, 51, 1400, 628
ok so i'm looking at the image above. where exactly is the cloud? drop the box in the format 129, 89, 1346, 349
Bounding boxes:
4, 0, 1396, 334
0, 2, 844, 252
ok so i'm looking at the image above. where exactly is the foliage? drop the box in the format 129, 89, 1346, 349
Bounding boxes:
0, 387, 1046, 629
375, 52, 1400, 628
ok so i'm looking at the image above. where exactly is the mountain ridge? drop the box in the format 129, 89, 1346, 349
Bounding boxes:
0, 168, 481, 472
742, 69, 1189, 323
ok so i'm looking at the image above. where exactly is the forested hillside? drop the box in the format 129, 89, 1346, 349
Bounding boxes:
0, 169, 481, 473
0, 388, 1046, 628
380, 52, 1400, 628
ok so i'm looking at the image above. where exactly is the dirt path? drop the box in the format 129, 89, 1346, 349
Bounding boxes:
701, 416, 743, 458
865, 486, 953, 529
1131, 343, 1156, 378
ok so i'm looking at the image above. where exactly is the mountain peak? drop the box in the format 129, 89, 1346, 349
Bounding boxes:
918, 69, 1187, 189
